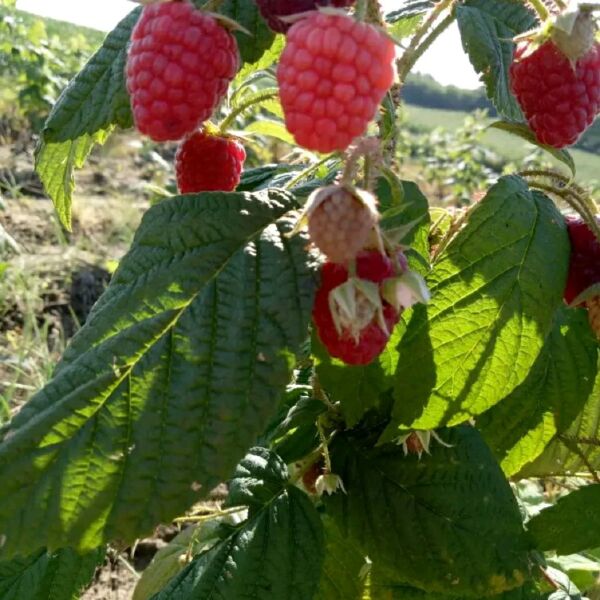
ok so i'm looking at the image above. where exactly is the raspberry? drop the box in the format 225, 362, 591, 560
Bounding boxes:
277, 12, 396, 153
564, 215, 600, 305
306, 185, 378, 264
176, 130, 246, 193
313, 251, 399, 365
510, 40, 600, 148
255, 0, 355, 33
126, 1, 239, 142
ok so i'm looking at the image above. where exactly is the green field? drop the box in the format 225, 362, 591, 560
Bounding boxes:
404, 104, 600, 184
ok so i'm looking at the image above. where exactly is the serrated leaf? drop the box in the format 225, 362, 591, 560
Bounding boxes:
0, 547, 104, 600
34, 0, 136, 230
235, 34, 284, 83
152, 448, 324, 600
0, 190, 318, 558
518, 354, 600, 477
314, 516, 367, 600
528, 485, 600, 555
324, 426, 532, 597
479, 307, 598, 476
246, 118, 296, 144
218, 0, 275, 64
379, 176, 569, 441
133, 512, 246, 600
489, 122, 576, 177
42, 7, 139, 143
35, 130, 110, 231
456, 0, 537, 120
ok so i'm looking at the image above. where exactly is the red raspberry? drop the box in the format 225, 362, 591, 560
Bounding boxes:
564, 215, 600, 304
307, 186, 378, 264
277, 12, 396, 153
313, 251, 399, 365
175, 130, 246, 193
255, 0, 355, 33
510, 40, 600, 148
126, 1, 239, 142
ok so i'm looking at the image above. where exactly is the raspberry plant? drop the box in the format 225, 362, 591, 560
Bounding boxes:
1, 0, 600, 598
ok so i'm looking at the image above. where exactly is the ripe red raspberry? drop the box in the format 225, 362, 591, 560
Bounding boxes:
510, 40, 600, 148
313, 251, 399, 365
126, 1, 239, 142
255, 0, 355, 33
277, 12, 396, 153
175, 130, 246, 193
564, 215, 600, 305
307, 186, 378, 264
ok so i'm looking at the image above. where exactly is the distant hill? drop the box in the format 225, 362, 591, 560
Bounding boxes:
404, 72, 600, 155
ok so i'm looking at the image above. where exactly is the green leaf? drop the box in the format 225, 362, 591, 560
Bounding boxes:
218, 0, 275, 65
517, 354, 600, 478
35, 130, 110, 231
314, 516, 368, 600
235, 34, 284, 83
456, 0, 537, 120
528, 485, 600, 555
133, 512, 246, 600
35, 7, 141, 230
152, 448, 324, 600
479, 307, 598, 476
42, 7, 139, 143
324, 426, 532, 597
0, 190, 318, 558
489, 122, 576, 177
386, 2, 435, 40
380, 176, 569, 441
377, 176, 431, 273
314, 332, 394, 428
246, 118, 296, 144
0, 547, 104, 600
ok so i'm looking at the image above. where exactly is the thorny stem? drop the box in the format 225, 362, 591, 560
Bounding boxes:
316, 419, 333, 473
173, 506, 244, 523
218, 90, 280, 133
527, 0, 550, 20
397, 1, 456, 84
525, 179, 600, 242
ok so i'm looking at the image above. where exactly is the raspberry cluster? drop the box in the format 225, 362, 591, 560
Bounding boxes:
126, 1, 246, 193
313, 251, 400, 365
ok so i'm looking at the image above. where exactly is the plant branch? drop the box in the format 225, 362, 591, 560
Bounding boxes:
219, 90, 280, 133
397, 2, 456, 84
528, 0, 550, 20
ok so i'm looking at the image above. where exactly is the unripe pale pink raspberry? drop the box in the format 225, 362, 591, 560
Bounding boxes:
277, 11, 396, 153
307, 185, 378, 264
126, 1, 239, 142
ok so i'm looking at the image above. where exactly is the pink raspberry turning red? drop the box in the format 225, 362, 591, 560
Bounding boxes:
277, 11, 396, 153
255, 0, 355, 33
564, 215, 600, 305
175, 130, 246, 193
126, 1, 239, 142
313, 251, 399, 365
510, 40, 600, 148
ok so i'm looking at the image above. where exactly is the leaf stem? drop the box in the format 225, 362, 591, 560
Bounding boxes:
283, 155, 339, 190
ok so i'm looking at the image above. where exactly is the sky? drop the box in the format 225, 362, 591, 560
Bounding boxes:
14, 0, 482, 90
